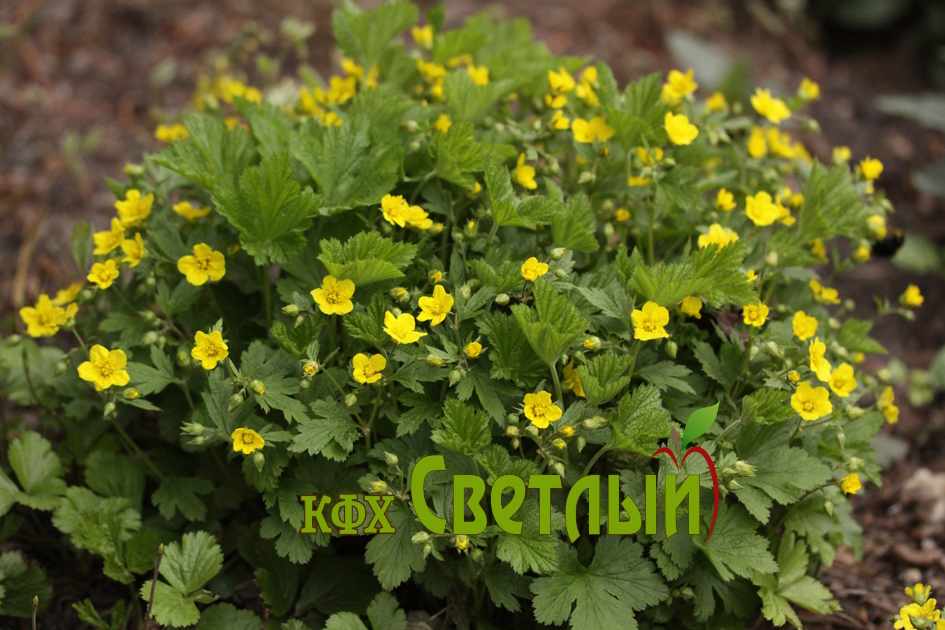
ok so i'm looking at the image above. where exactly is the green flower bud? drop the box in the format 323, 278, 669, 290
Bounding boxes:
464, 221, 478, 238
183, 422, 205, 436
371, 480, 388, 493
847, 456, 863, 471
553, 462, 566, 477
525, 425, 540, 438
551, 247, 566, 260
141, 331, 160, 345
282, 304, 299, 316
390, 287, 408, 301
843, 299, 856, 312
345, 393, 358, 407
191, 436, 206, 446
583, 416, 608, 430
552, 438, 567, 450
554, 268, 569, 280
390, 307, 402, 318
103, 402, 116, 418
666, 340, 678, 358
828, 317, 841, 329
578, 170, 595, 184
470, 548, 484, 563
402, 120, 419, 132
583, 336, 600, 351
572, 351, 586, 363
426, 354, 444, 367
576, 436, 586, 452
79, 289, 95, 302
249, 380, 265, 396
145, 276, 156, 289
253, 451, 265, 472
299, 378, 310, 389
460, 284, 472, 299
679, 587, 695, 600
726, 479, 743, 491
837, 431, 846, 447
846, 405, 864, 419
123, 388, 140, 400
506, 425, 520, 438
765, 250, 779, 267
495, 293, 510, 305
294, 315, 306, 328
734, 461, 755, 476
507, 413, 520, 425
384, 452, 399, 466
140, 310, 158, 324
422, 543, 434, 558
448, 368, 464, 386
603, 222, 615, 239
824, 499, 834, 516
228, 392, 244, 411
902, 309, 915, 322
5, 335, 21, 347
749, 344, 760, 361
467, 279, 480, 290
765, 341, 782, 358
54, 360, 68, 376
412, 531, 431, 544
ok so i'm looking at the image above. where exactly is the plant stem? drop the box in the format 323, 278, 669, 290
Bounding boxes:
582, 446, 609, 477
550, 360, 564, 407
146, 545, 164, 622
110, 420, 165, 482
261, 266, 272, 329
647, 205, 656, 265
178, 380, 195, 410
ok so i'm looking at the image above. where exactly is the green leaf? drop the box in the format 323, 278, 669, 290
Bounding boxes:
344, 292, 389, 348
480, 561, 532, 612
364, 502, 426, 590
289, 399, 360, 460
695, 504, 777, 581
366, 592, 407, 630
430, 398, 492, 456
552, 192, 599, 253
635, 361, 696, 395
139, 580, 200, 628
296, 555, 380, 615
693, 341, 742, 392
741, 389, 795, 425
70, 220, 93, 272
85, 451, 145, 513
235, 99, 294, 156
736, 426, 832, 507
325, 613, 368, 630
193, 603, 263, 630
126, 345, 177, 397
497, 499, 564, 575
608, 385, 672, 455
332, 0, 418, 70
577, 353, 632, 406
159, 531, 224, 594
444, 68, 513, 123
7, 431, 66, 510
511, 279, 588, 367
153, 114, 256, 190
753, 534, 839, 628
318, 232, 417, 286
477, 311, 547, 387
212, 152, 319, 264
73, 599, 127, 630
606, 73, 669, 149
0, 551, 52, 617
835, 318, 886, 355
151, 477, 214, 522
292, 120, 400, 214
431, 121, 487, 189
680, 403, 719, 450
531, 537, 668, 630
485, 156, 556, 228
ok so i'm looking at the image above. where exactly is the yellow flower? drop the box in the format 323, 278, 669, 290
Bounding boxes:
859, 157, 883, 181
191, 330, 229, 370
895, 601, 941, 630
411, 24, 433, 48
231, 428, 264, 455
901, 284, 924, 307
562, 360, 585, 398
664, 112, 699, 145
809, 238, 828, 263
523, 391, 562, 429
839, 473, 861, 495
627, 176, 650, 187
879, 386, 899, 424
384, 311, 427, 344
52, 282, 83, 306
906, 584, 932, 604
429, 270, 444, 284
798, 77, 820, 100
513, 154, 537, 190
417, 59, 448, 82
550, 110, 570, 130
788, 370, 800, 384
114, 189, 154, 228
631, 301, 670, 341
829, 362, 857, 398
418, 285, 454, 326
697, 224, 739, 250
465, 342, 483, 358
809, 279, 840, 305
78, 345, 130, 391
546, 93, 568, 108
854, 245, 871, 262
325, 75, 357, 105
745, 191, 781, 226
93, 218, 125, 255
19, 295, 75, 338
746, 270, 757, 283
858, 214, 884, 241
353, 353, 387, 384
832, 146, 851, 164
467, 65, 489, 86
747, 126, 768, 158
636, 147, 664, 166
680, 296, 702, 319
88, 259, 120, 289
743, 302, 769, 327
706, 91, 728, 111
455, 534, 469, 550
177, 243, 225, 286
548, 67, 576, 93
154, 123, 189, 143
434, 113, 452, 133
750, 87, 791, 124
792, 311, 818, 341
311, 275, 355, 315
173, 201, 212, 221
575, 67, 599, 106
402, 205, 431, 230
120, 233, 146, 268
521, 257, 549, 282
716, 188, 736, 211
852, 352, 865, 364
661, 69, 698, 105
572, 116, 615, 143
614, 208, 631, 222
381, 194, 411, 227
808, 337, 832, 382
791, 381, 832, 421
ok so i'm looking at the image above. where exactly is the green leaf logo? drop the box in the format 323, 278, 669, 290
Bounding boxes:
680, 402, 719, 450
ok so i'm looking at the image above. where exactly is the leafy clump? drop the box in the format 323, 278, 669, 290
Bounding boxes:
2, 2, 920, 629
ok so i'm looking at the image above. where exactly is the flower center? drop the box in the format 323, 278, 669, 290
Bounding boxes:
38, 312, 53, 326
428, 302, 445, 315
642, 320, 656, 332
242, 433, 255, 444
324, 286, 341, 304
98, 359, 115, 377
532, 404, 547, 418
196, 256, 212, 271
802, 400, 814, 412
363, 365, 376, 378
204, 342, 221, 358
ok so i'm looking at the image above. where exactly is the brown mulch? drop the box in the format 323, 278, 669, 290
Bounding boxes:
2, 0, 944, 628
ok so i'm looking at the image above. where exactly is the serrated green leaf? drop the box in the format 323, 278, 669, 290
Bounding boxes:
332, 0, 418, 70
742, 389, 795, 425
430, 398, 491, 456
635, 360, 696, 395
695, 504, 777, 581
753, 534, 839, 628
364, 502, 426, 590
485, 156, 556, 228
431, 121, 487, 189
160, 531, 224, 594
193, 603, 262, 630
577, 353, 632, 406
289, 399, 360, 459
318, 232, 417, 286
552, 192, 599, 253
7, 431, 66, 510
608, 385, 672, 455
139, 580, 201, 628
151, 477, 214, 522
511, 279, 588, 367
497, 499, 564, 575
366, 592, 407, 630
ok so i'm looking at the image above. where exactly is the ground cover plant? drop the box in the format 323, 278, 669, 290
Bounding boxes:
1, 1, 925, 628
